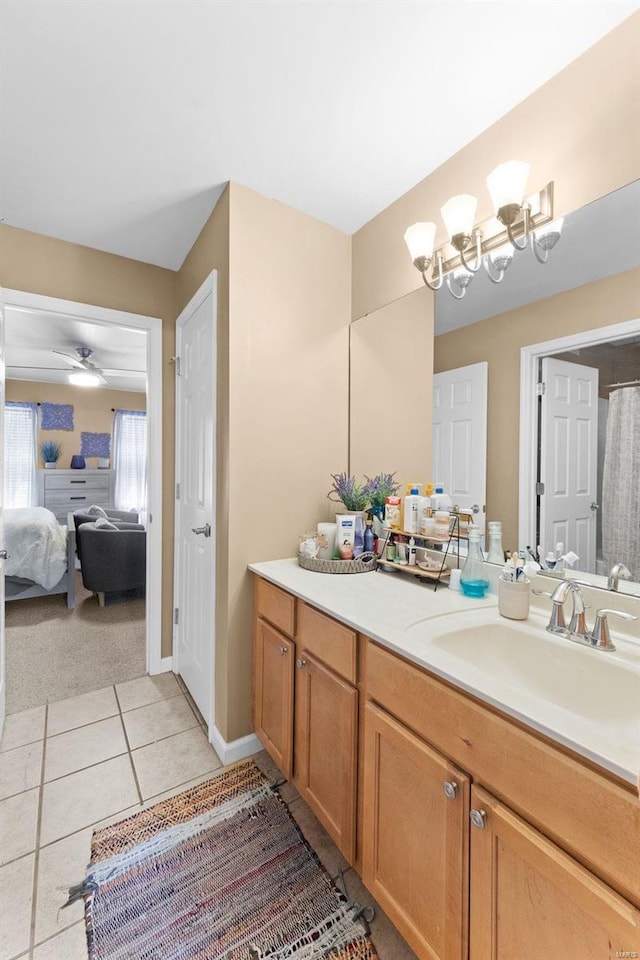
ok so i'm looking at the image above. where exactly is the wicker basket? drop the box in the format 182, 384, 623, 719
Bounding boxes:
298, 551, 377, 575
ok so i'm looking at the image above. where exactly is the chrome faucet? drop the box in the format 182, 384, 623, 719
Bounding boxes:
590, 608, 638, 652
607, 562, 631, 591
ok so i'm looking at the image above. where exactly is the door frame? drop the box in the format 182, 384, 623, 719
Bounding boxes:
518, 317, 640, 550
1, 288, 164, 674
172, 271, 217, 739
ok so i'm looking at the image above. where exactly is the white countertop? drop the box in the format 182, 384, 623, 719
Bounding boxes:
249, 558, 640, 787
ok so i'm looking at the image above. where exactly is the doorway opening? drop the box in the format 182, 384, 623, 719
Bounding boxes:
1, 289, 163, 716
519, 318, 640, 577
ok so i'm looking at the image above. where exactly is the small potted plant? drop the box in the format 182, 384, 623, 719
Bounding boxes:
41, 440, 62, 469
328, 472, 370, 512
363, 472, 400, 521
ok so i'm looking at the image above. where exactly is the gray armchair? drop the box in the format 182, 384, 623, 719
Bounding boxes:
73, 509, 139, 565
77, 521, 146, 605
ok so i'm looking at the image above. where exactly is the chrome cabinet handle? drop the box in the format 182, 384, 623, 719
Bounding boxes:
191, 523, 211, 537
470, 808, 487, 830
443, 780, 458, 800
278, 646, 287, 656
295, 658, 307, 669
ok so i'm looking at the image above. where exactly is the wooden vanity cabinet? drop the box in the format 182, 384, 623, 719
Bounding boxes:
253, 579, 296, 778
469, 785, 640, 959
362, 702, 470, 960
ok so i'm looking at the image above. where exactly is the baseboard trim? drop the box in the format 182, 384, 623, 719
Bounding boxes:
209, 726, 262, 766
159, 656, 173, 673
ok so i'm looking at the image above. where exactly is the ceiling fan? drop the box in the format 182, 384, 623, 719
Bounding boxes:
8, 346, 146, 386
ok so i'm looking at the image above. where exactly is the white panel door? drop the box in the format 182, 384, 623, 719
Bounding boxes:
433, 362, 488, 536
0, 292, 5, 735
174, 276, 216, 724
540, 357, 598, 572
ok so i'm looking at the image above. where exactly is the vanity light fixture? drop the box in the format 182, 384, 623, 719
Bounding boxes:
68, 371, 101, 387
404, 161, 564, 299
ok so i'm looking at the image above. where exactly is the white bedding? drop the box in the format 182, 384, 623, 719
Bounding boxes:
4, 507, 67, 589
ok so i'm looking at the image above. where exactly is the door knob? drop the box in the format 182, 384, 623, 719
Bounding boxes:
470, 808, 487, 830
471, 504, 480, 514
443, 780, 458, 800
0, 550, 8, 560
590, 502, 600, 511
191, 523, 211, 537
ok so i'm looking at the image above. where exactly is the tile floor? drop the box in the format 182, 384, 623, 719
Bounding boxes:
0, 673, 416, 960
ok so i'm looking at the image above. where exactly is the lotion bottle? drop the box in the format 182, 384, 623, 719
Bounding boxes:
404, 485, 421, 534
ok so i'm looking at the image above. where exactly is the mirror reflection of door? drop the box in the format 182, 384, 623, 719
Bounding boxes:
432, 361, 487, 538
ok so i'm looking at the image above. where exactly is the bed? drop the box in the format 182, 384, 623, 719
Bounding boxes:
4, 507, 76, 609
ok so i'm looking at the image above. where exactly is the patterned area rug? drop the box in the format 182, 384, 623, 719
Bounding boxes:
74, 759, 379, 959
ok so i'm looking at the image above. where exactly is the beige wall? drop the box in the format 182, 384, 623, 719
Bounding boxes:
0, 225, 177, 657
434, 268, 640, 547
226, 183, 351, 741
350, 285, 434, 484
351, 14, 640, 320
6, 380, 146, 468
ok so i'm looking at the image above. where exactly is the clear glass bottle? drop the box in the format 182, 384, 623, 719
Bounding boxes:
486, 521, 504, 565
460, 529, 489, 598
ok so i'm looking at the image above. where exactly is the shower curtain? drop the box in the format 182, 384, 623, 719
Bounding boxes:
602, 386, 640, 581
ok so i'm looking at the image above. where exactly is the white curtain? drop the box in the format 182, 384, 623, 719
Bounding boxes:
113, 410, 147, 513
4, 402, 38, 508
602, 386, 640, 581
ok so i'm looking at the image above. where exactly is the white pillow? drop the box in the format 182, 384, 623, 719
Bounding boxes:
87, 505, 108, 518
94, 517, 119, 531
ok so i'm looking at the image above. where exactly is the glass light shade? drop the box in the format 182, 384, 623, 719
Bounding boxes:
69, 371, 101, 387
404, 221, 437, 261
535, 217, 564, 250
486, 160, 529, 212
440, 194, 477, 240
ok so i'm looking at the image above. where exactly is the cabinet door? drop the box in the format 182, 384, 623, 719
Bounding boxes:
362, 702, 470, 960
253, 618, 294, 779
295, 652, 358, 862
469, 785, 640, 959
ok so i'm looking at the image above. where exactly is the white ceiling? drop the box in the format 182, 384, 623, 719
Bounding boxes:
4, 307, 147, 393
1, 0, 638, 270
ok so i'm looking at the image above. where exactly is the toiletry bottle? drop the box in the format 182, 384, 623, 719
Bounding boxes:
486, 521, 504, 564
460, 530, 489, 598
364, 519, 375, 554
353, 515, 365, 557
404, 485, 421, 534
408, 537, 417, 566
432, 483, 452, 512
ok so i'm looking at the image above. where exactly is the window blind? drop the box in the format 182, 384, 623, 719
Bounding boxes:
4, 402, 38, 509
113, 409, 147, 512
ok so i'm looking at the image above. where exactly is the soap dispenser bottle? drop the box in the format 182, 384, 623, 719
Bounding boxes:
460, 530, 489, 598
404, 485, 421, 534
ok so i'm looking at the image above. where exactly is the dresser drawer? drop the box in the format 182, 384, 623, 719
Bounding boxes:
44, 474, 110, 491
255, 578, 296, 638
298, 603, 357, 683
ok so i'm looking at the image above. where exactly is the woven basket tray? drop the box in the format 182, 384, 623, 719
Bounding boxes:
298, 552, 377, 575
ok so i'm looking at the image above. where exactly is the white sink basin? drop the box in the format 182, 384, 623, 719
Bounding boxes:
402, 607, 640, 780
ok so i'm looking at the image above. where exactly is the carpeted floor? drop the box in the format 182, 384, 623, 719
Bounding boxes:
5, 571, 146, 714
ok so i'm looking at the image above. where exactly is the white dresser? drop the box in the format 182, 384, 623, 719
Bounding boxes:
38, 469, 113, 523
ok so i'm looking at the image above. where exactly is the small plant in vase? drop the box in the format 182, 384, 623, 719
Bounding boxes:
327, 472, 370, 512
41, 441, 62, 469
364, 472, 399, 521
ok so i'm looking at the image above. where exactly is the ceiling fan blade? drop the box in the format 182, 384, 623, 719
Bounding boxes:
100, 368, 147, 377
52, 349, 87, 370
7, 365, 71, 371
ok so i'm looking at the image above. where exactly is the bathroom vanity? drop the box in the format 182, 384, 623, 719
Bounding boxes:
251, 559, 640, 959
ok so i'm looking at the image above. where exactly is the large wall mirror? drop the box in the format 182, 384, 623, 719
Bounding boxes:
350, 180, 640, 595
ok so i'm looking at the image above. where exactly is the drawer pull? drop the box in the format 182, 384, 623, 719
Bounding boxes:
295, 658, 307, 670
278, 646, 287, 656
70, 480, 87, 484
443, 780, 458, 800
470, 808, 487, 830
70, 496, 87, 500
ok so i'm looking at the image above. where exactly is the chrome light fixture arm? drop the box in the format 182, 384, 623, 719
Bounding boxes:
505, 203, 532, 251
446, 274, 467, 299
451, 229, 483, 273
415, 251, 444, 292
482, 254, 509, 284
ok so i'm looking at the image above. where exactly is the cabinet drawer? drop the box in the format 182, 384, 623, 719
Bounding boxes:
298, 603, 356, 683
45, 491, 110, 507
366, 639, 640, 905
44, 475, 110, 491
255, 578, 296, 638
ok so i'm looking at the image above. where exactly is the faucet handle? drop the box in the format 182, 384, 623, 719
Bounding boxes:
590, 608, 638, 652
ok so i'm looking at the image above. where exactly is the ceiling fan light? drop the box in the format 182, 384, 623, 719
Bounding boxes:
69, 371, 101, 387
